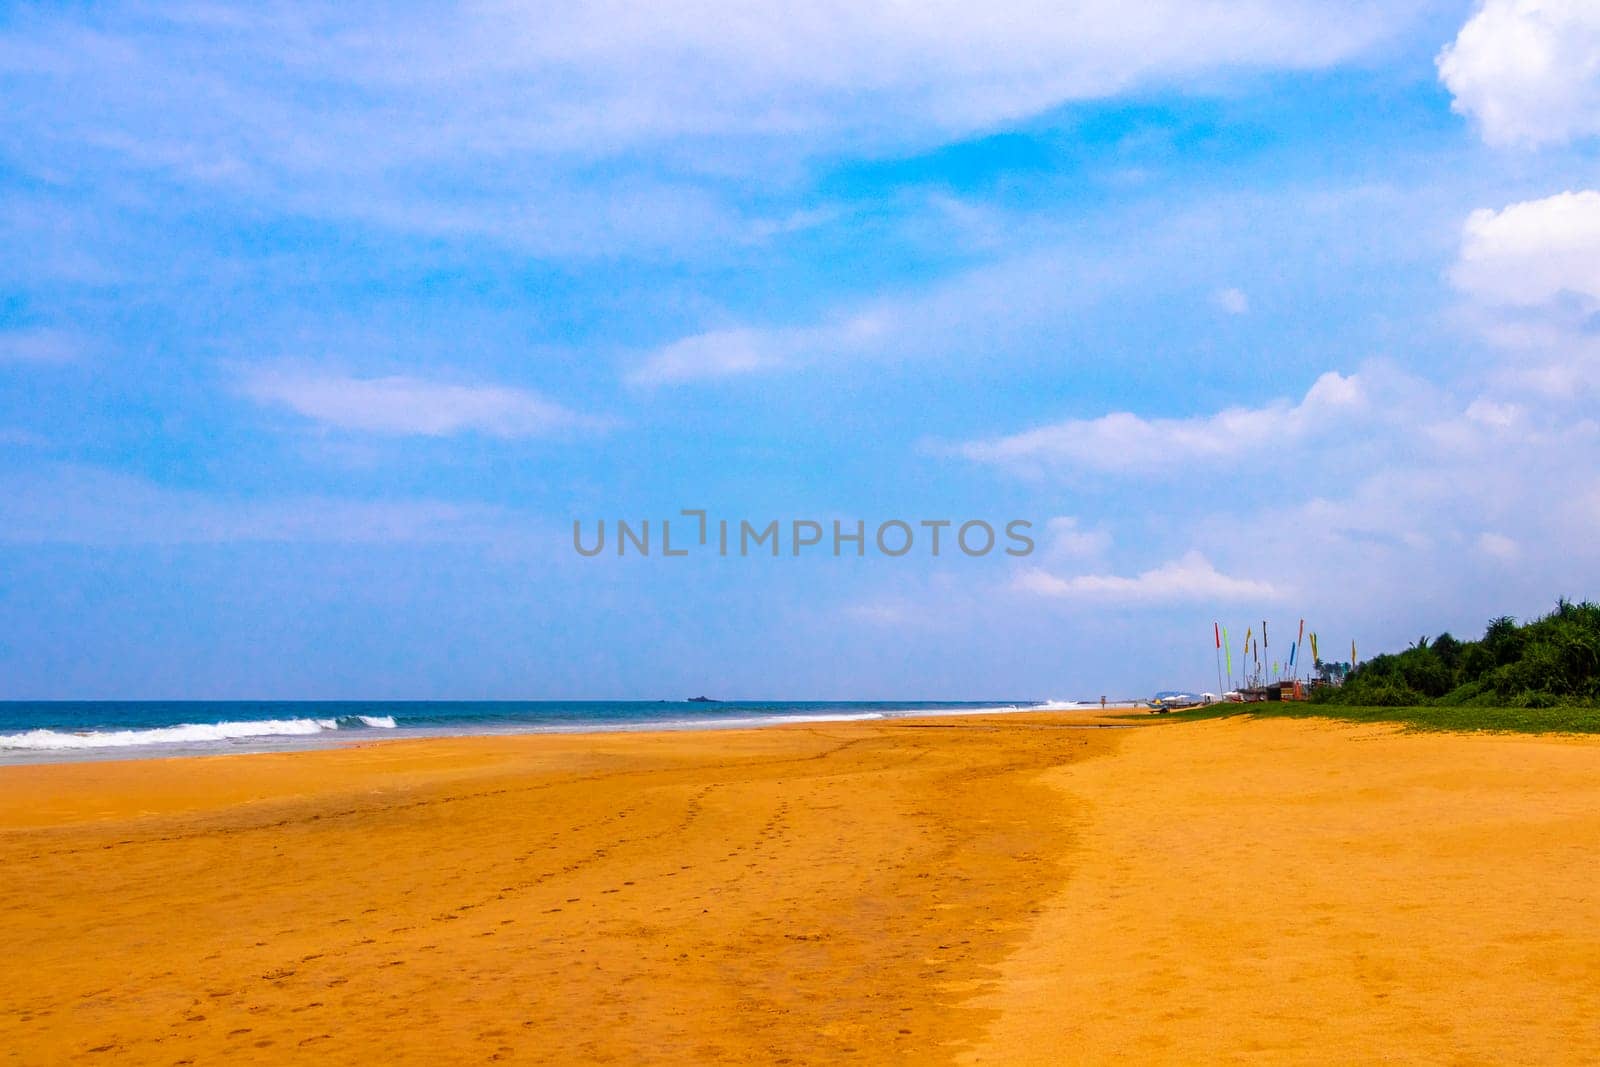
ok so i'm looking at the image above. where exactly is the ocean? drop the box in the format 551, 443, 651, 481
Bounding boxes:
0, 700, 1086, 764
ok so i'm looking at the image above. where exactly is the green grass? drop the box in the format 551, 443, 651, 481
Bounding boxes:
1115, 702, 1600, 734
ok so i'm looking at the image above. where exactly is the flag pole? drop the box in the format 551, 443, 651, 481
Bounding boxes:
1296, 618, 1306, 683
1223, 625, 1233, 692
1214, 622, 1224, 698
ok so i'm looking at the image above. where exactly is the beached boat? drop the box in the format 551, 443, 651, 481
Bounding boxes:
1146, 693, 1205, 714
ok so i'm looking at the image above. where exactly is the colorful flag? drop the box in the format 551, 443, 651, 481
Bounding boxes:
1214, 622, 1221, 649
1223, 627, 1232, 675
1263, 621, 1268, 649
1352, 640, 1358, 667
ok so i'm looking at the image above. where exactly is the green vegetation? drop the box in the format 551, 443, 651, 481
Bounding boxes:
1315, 599, 1600, 709
1131, 600, 1600, 734
1143, 700, 1600, 734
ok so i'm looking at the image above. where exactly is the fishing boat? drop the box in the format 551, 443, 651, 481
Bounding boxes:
1146, 692, 1206, 714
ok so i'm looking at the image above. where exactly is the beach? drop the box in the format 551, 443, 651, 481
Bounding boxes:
4, 713, 1599, 1063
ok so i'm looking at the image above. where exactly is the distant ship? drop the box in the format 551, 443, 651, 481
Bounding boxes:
687, 695, 719, 703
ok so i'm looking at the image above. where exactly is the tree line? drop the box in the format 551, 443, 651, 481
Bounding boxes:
1314, 599, 1600, 708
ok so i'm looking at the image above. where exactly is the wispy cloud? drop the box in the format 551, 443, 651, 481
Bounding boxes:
241, 369, 607, 438
1014, 551, 1280, 602
627, 314, 889, 385
1041, 516, 1112, 559
0, 1, 1438, 249
955, 370, 1367, 476
626, 227, 1177, 385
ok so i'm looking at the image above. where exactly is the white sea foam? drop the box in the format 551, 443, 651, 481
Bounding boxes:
0, 715, 394, 751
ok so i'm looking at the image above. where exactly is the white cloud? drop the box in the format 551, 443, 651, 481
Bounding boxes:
1043, 516, 1112, 559
957, 370, 1367, 476
1014, 551, 1280, 602
1451, 191, 1600, 308
628, 184, 1439, 389
627, 314, 889, 385
1450, 191, 1600, 399
492, 0, 1422, 141
1214, 287, 1250, 314
242, 369, 605, 438
1167, 388, 1600, 644
1, 2, 1436, 244
626, 329, 773, 386
1438, 0, 1600, 148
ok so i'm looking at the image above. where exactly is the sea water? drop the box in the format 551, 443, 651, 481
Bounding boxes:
0, 700, 1088, 764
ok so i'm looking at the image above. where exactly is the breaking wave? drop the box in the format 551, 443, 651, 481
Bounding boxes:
0, 714, 397, 752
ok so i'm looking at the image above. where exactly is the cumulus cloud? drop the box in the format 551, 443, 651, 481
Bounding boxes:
1451, 191, 1600, 308
1014, 551, 1279, 602
1438, 0, 1600, 148
956, 370, 1367, 476
242, 370, 605, 438
1449, 191, 1600, 398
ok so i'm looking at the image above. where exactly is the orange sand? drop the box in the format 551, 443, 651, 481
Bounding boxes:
4, 713, 1599, 1064
0, 715, 1109, 1063
967, 716, 1600, 1063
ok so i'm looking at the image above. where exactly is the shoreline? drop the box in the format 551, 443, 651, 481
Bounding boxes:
1, 713, 1116, 1062
0, 700, 1144, 767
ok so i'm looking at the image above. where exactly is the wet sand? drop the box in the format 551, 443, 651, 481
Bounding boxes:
4, 713, 1599, 1064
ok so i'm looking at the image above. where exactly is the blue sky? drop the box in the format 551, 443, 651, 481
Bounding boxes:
2, 1, 1598, 699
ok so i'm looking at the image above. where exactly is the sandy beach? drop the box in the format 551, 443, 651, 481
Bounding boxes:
4, 713, 1599, 1063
